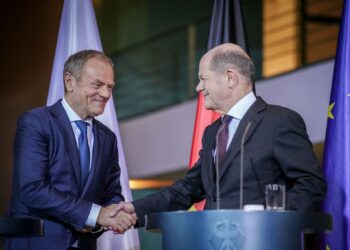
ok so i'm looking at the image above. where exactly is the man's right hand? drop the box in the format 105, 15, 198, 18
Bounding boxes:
109, 202, 136, 217
97, 203, 137, 234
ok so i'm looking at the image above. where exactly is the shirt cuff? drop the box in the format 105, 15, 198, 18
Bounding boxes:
85, 203, 101, 227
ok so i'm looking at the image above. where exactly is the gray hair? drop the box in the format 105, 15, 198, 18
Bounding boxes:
209, 50, 255, 84
63, 50, 114, 87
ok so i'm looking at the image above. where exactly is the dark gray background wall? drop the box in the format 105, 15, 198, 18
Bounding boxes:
0, 1, 62, 215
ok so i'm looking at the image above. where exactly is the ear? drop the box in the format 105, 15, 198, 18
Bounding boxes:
64, 72, 75, 92
225, 69, 239, 88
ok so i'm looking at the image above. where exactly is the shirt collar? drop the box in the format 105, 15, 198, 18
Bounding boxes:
226, 91, 256, 120
61, 97, 93, 127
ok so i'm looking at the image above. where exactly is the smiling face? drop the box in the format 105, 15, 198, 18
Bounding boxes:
196, 53, 231, 114
195, 44, 254, 114
64, 56, 115, 119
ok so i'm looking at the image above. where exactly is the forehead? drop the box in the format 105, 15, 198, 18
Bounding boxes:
84, 56, 112, 69
198, 54, 214, 76
81, 57, 115, 84
83, 57, 113, 74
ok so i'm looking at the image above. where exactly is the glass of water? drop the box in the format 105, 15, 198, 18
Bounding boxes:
265, 184, 285, 210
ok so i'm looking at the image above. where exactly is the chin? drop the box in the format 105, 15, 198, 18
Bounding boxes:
204, 101, 213, 110
92, 104, 106, 113
90, 108, 105, 117
96, 109, 105, 116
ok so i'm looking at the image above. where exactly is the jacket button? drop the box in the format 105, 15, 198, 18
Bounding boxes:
212, 197, 216, 202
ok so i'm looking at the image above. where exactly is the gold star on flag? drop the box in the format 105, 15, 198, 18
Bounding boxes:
328, 102, 335, 119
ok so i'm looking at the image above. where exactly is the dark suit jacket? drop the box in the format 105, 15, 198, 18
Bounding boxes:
5, 100, 123, 250
133, 97, 327, 226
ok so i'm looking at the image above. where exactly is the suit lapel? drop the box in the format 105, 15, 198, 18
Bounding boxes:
49, 101, 82, 188
82, 120, 105, 196
206, 120, 221, 188
218, 97, 267, 180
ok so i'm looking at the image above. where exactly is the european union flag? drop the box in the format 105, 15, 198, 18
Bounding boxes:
323, 0, 350, 249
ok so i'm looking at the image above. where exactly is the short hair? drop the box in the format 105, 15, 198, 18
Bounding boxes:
63, 50, 114, 90
209, 50, 255, 84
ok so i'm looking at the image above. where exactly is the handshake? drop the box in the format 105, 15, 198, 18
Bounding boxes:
96, 202, 136, 234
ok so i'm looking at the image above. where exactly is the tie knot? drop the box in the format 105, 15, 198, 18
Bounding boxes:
221, 115, 232, 125
75, 120, 88, 134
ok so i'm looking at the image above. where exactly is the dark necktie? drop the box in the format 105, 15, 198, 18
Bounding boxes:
75, 121, 90, 188
216, 115, 233, 166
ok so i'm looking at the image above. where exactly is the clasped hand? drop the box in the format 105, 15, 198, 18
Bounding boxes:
97, 202, 136, 234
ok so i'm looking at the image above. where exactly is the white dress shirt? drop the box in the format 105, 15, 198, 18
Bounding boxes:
225, 91, 257, 149
61, 97, 101, 228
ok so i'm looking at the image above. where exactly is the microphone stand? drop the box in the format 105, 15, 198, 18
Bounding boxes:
215, 125, 226, 210
239, 121, 252, 210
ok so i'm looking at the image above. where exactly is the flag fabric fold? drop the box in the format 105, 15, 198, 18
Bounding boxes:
47, 0, 140, 249
322, 0, 350, 249
189, 0, 249, 210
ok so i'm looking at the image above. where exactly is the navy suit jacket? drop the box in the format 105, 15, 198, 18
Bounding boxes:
133, 97, 327, 226
5, 100, 123, 250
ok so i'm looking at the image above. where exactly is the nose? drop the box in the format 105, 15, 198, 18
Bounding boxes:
196, 81, 203, 93
100, 85, 111, 99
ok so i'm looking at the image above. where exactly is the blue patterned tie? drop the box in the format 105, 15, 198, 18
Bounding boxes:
75, 121, 90, 188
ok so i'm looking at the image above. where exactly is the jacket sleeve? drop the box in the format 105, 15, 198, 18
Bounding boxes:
272, 110, 327, 210
132, 127, 210, 227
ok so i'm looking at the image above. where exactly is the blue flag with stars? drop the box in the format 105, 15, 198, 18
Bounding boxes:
323, 0, 350, 249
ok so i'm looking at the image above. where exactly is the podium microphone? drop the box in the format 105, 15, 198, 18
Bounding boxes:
239, 121, 252, 210
215, 124, 227, 210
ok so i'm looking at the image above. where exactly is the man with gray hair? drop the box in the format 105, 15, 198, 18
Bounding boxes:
5, 50, 136, 250
113, 43, 326, 229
